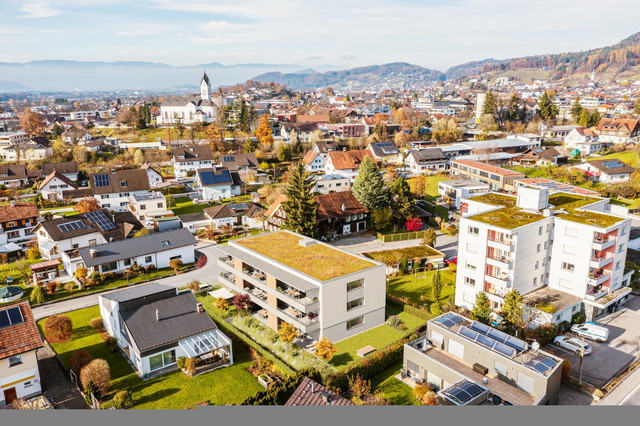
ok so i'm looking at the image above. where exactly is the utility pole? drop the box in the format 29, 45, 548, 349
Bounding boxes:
578, 334, 586, 385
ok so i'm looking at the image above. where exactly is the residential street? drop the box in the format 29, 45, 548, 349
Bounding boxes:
32, 240, 226, 321
597, 363, 640, 405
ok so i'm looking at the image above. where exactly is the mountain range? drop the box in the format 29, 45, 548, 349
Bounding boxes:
1, 32, 640, 92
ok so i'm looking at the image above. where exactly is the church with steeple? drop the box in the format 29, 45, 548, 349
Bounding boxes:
157, 71, 218, 126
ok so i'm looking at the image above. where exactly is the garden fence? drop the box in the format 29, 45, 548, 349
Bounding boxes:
377, 231, 425, 243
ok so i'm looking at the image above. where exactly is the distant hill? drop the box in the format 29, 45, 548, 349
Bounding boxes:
0, 80, 30, 92
445, 32, 640, 81
251, 62, 445, 90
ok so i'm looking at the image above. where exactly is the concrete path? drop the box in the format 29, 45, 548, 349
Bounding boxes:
597, 364, 640, 405
32, 241, 226, 320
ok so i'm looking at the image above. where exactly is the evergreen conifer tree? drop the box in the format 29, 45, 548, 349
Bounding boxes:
282, 162, 318, 238
352, 156, 389, 210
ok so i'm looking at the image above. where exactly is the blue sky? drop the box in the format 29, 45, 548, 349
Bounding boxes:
2, 0, 639, 70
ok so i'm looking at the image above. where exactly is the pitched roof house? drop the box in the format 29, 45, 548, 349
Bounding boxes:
285, 377, 354, 406
324, 149, 375, 183
195, 167, 242, 201
593, 118, 640, 144
172, 145, 214, 178
573, 159, 636, 183
37, 170, 78, 201
405, 148, 448, 175
367, 141, 402, 164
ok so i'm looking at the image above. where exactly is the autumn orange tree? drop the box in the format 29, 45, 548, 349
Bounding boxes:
314, 337, 338, 361
255, 115, 274, 149
278, 322, 299, 345
205, 123, 225, 152
44, 315, 73, 343
19, 107, 45, 136
75, 197, 101, 213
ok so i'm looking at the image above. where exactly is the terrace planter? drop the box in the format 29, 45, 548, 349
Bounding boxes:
258, 374, 274, 388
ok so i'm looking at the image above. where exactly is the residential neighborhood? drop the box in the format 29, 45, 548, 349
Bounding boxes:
3, 3, 640, 417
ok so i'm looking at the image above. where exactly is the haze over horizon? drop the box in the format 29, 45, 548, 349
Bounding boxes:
3, 0, 640, 71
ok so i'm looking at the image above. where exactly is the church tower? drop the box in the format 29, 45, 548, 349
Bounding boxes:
200, 71, 211, 101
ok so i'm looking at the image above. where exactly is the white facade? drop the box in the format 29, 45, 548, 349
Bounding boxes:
157, 74, 217, 126
36, 227, 103, 261
563, 128, 607, 156
173, 158, 213, 179
97, 189, 149, 212
312, 174, 351, 194
0, 350, 42, 408
0, 131, 28, 146
38, 176, 74, 201
438, 180, 490, 209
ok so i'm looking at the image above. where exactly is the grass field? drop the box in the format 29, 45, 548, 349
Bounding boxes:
386, 269, 456, 307
588, 150, 640, 167
170, 195, 252, 216
39, 305, 262, 409
370, 361, 419, 405
328, 305, 426, 369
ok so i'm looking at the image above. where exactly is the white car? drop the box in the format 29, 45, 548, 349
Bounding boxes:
554, 336, 592, 355
145, 219, 155, 227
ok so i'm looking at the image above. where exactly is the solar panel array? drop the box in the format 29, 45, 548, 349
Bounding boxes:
227, 203, 249, 211
459, 326, 518, 358
469, 321, 528, 352
201, 169, 231, 186
85, 210, 117, 231
134, 193, 161, 201
602, 160, 624, 169
376, 142, 393, 147
94, 174, 111, 187
0, 306, 24, 329
524, 355, 557, 375
434, 312, 464, 328
57, 220, 87, 233
442, 380, 487, 405
222, 156, 236, 162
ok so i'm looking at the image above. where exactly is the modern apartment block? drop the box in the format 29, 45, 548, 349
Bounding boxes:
216, 230, 386, 342
450, 159, 525, 192
403, 312, 562, 405
455, 185, 633, 324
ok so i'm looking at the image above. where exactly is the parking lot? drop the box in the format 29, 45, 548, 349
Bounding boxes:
544, 295, 640, 388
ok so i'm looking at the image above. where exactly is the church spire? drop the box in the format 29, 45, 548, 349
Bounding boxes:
200, 69, 211, 101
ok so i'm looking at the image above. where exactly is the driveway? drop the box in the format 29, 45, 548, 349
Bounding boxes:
32, 241, 226, 321
330, 230, 458, 258
544, 295, 640, 388
38, 343, 87, 409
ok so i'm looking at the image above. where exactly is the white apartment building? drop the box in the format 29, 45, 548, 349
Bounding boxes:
455, 186, 633, 325
312, 174, 351, 195
216, 230, 386, 342
438, 179, 490, 209
0, 131, 28, 146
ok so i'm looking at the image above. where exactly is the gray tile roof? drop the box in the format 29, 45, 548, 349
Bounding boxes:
78, 228, 197, 267
120, 291, 218, 352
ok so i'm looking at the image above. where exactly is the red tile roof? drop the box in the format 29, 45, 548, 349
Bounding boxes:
0, 202, 39, 222
326, 149, 373, 170
0, 301, 43, 359
285, 377, 354, 406
316, 191, 368, 219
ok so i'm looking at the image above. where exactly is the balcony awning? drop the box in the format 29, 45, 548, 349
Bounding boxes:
178, 330, 230, 358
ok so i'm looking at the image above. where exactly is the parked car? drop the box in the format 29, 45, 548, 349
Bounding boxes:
571, 322, 609, 343
145, 219, 155, 227
554, 336, 592, 355
445, 256, 458, 265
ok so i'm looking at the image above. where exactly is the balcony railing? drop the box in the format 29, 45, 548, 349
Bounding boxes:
487, 255, 513, 267
488, 236, 514, 245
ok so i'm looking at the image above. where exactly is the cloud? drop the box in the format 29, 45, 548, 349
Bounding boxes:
20, 2, 62, 18
116, 23, 172, 37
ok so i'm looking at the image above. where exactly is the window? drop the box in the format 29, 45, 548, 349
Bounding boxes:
465, 261, 476, 271
533, 277, 537, 286
468, 226, 479, 236
148, 349, 176, 371
24, 381, 33, 388
347, 297, 364, 311
561, 262, 575, 272
464, 277, 476, 286
121, 181, 127, 187
538, 226, 543, 236
346, 316, 364, 330
7, 231, 19, 239
7, 221, 16, 227
123, 258, 132, 267
120, 202, 128, 207
572, 305, 578, 313
157, 203, 163, 209
101, 195, 109, 199
169, 255, 182, 261
102, 262, 118, 272
140, 204, 146, 210
616, 261, 622, 270
537, 243, 541, 253
619, 244, 625, 253
145, 255, 153, 263
89, 239, 97, 246
544, 241, 548, 249
347, 279, 364, 292
9, 354, 22, 366
161, 240, 170, 247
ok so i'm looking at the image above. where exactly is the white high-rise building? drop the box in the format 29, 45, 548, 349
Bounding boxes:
455, 185, 633, 325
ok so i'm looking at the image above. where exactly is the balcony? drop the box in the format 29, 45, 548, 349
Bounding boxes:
488, 235, 514, 245
590, 254, 613, 269
486, 255, 513, 269
218, 256, 235, 268
484, 283, 508, 299
218, 272, 237, 288
585, 286, 609, 302
487, 236, 515, 252
593, 236, 615, 251
587, 271, 610, 286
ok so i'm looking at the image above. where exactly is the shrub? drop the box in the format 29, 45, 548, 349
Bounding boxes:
169, 259, 183, 273
571, 312, 585, 325
106, 336, 119, 352
315, 337, 338, 361
187, 280, 200, 293
44, 281, 57, 294
30, 285, 47, 304
148, 264, 156, 271
70, 350, 92, 376
90, 271, 101, 284
26, 245, 41, 260
44, 315, 73, 343
64, 281, 75, 293
430, 302, 443, 316
176, 356, 187, 370
562, 359, 572, 379
398, 258, 409, 275
184, 357, 196, 377
89, 317, 103, 330
83, 381, 102, 405
196, 255, 208, 269
386, 315, 406, 330
413, 383, 430, 403
448, 263, 457, 272
242, 370, 322, 405
75, 267, 89, 282
112, 390, 133, 409
80, 359, 111, 395
422, 390, 438, 405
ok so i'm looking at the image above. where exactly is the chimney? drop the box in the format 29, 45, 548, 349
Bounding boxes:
321, 391, 330, 404
196, 303, 204, 313
155, 309, 160, 321
89, 249, 97, 258
341, 204, 346, 212
10, 200, 15, 207
311, 382, 315, 394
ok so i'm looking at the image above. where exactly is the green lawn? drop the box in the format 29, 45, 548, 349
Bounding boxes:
328, 306, 426, 369
387, 269, 456, 307
370, 361, 419, 405
588, 150, 640, 168
39, 305, 263, 409
425, 175, 449, 199
170, 195, 252, 216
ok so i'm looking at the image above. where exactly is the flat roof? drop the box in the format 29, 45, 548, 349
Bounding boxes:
439, 179, 490, 189
453, 159, 525, 177
233, 230, 378, 282
522, 286, 582, 314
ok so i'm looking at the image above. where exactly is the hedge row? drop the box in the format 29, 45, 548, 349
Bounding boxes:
241, 370, 322, 405
325, 327, 423, 394
205, 308, 296, 377
386, 297, 433, 321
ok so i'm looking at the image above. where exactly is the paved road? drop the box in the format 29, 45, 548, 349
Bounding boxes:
330, 230, 458, 258
598, 362, 640, 405
32, 241, 226, 320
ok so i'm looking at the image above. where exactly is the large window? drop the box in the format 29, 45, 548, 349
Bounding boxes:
8, 354, 22, 367
346, 316, 364, 330
346, 279, 364, 292
148, 349, 176, 372
102, 261, 118, 272
561, 262, 575, 272
347, 297, 364, 311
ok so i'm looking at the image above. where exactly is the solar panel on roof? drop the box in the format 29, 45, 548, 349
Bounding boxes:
494, 341, 517, 358
470, 321, 491, 334
94, 174, 111, 187
227, 203, 249, 210
0, 306, 24, 328
85, 210, 116, 231
459, 326, 478, 340
200, 169, 231, 186
602, 160, 623, 169
222, 156, 235, 162
443, 381, 486, 405
57, 220, 87, 233
505, 335, 528, 352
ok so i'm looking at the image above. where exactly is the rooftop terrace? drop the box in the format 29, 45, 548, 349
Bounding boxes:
234, 231, 377, 281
